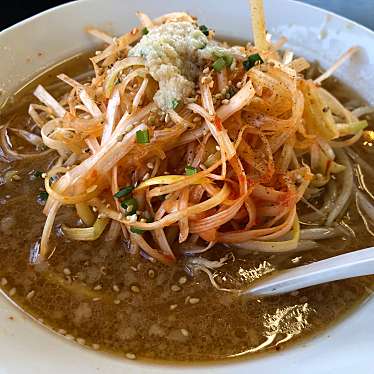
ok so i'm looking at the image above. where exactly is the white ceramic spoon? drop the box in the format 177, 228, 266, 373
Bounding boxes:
241, 247, 374, 297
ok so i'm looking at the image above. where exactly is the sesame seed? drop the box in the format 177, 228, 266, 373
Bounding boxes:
41, 173, 47, 178
92, 206, 98, 212
189, 297, 200, 304
63, 268, 71, 275
216, 146, 221, 151
98, 213, 107, 219
114, 299, 121, 305
222, 99, 230, 105
92, 343, 100, 350
178, 276, 187, 285
26, 290, 35, 300
93, 284, 102, 291
143, 173, 150, 181
131, 266, 138, 272
185, 296, 190, 304
92, 297, 101, 302
58, 329, 67, 335
113, 284, 120, 292
171, 284, 181, 292
140, 218, 146, 223
181, 329, 189, 337
86, 185, 97, 193
170, 304, 178, 310
236, 81, 243, 88
9, 288, 16, 296
95, 51, 101, 55
148, 269, 155, 278
126, 353, 136, 360
65, 334, 75, 341
131, 285, 140, 293
65, 276, 72, 284
77, 338, 86, 345
147, 162, 154, 169
1, 278, 8, 286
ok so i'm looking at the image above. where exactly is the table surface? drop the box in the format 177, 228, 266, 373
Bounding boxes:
1, 1, 374, 31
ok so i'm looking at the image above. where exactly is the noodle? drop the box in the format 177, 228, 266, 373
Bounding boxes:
24, 3, 366, 263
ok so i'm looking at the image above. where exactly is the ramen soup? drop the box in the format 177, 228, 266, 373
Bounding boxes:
0, 6, 374, 362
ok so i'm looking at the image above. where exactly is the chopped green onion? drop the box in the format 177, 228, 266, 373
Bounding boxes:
199, 25, 209, 36
213, 57, 226, 72
136, 129, 149, 144
243, 53, 264, 71
33, 170, 43, 178
171, 98, 180, 110
185, 165, 198, 176
37, 191, 49, 202
114, 185, 134, 199
121, 197, 138, 215
142, 27, 149, 35
227, 86, 236, 98
223, 54, 234, 67
130, 227, 144, 234
130, 218, 153, 235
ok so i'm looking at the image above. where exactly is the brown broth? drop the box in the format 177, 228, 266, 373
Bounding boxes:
0, 53, 373, 363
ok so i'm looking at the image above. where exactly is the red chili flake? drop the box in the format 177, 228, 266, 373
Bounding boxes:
254, 217, 262, 226
246, 178, 255, 187
164, 255, 176, 264
238, 175, 246, 185
214, 116, 223, 131
91, 169, 98, 179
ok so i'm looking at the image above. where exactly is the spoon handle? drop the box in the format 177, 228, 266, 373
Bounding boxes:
242, 247, 374, 297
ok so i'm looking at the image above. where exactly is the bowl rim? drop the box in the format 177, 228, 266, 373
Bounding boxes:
0, 0, 374, 372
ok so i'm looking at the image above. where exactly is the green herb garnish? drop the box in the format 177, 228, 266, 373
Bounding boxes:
212, 57, 226, 72
114, 185, 134, 199
171, 98, 180, 110
227, 86, 236, 98
136, 129, 149, 144
243, 53, 264, 71
185, 165, 198, 176
142, 27, 149, 35
121, 197, 138, 215
130, 227, 144, 234
223, 54, 234, 67
130, 218, 153, 235
199, 25, 209, 36
33, 170, 43, 178
37, 191, 49, 202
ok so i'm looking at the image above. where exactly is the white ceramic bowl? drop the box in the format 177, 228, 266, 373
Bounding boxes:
0, 1, 373, 373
